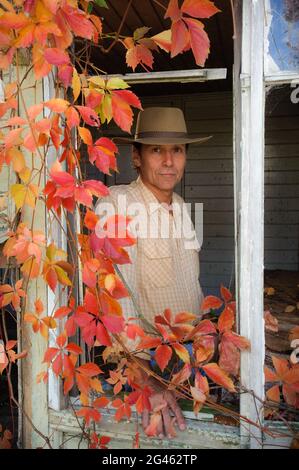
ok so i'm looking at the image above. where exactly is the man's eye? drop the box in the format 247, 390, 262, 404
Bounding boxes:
152, 147, 161, 153
174, 147, 183, 153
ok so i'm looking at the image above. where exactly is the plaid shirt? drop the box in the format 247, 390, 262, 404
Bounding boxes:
96, 176, 204, 327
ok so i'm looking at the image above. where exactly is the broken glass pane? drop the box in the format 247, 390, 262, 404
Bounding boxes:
265, 0, 299, 73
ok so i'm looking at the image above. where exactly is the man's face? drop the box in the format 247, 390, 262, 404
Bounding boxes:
133, 144, 187, 193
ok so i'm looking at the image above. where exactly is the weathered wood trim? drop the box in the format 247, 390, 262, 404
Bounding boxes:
234, 0, 266, 448
49, 408, 242, 449
19, 68, 49, 448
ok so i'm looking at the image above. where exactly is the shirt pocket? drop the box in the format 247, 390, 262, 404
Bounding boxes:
140, 239, 174, 288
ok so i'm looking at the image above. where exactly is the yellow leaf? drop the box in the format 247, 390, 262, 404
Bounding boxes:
72, 68, 81, 103
35, 0, 53, 22
101, 94, 112, 123
54, 265, 72, 286
80, 393, 89, 406
106, 77, 129, 90
90, 378, 103, 393
285, 305, 296, 313
7, 147, 26, 173
19, 167, 31, 184
88, 76, 106, 89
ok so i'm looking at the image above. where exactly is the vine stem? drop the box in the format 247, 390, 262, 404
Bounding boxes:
100, 0, 134, 54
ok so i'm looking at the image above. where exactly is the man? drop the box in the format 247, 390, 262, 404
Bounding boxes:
96, 107, 212, 438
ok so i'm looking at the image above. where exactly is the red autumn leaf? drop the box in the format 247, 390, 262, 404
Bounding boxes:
165, 0, 181, 22
101, 315, 125, 334
76, 407, 101, 426
222, 331, 250, 351
171, 363, 192, 386
94, 322, 111, 347
183, 17, 210, 67
186, 319, 217, 341
200, 295, 223, 311
126, 44, 154, 71
219, 336, 240, 377
75, 105, 101, 127
171, 19, 190, 57
76, 362, 102, 377
218, 305, 235, 333
126, 324, 145, 340
220, 285, 233, 303
61, 5, 94, 40
65, 343, 82, 355
155, 344, 172, 372
44, 48, 70, 65
93, 396, 110, 409
65, 106, 80, 129
86, 90, 104, 109
181, 0, 221, 18
202, 363, 236, 392
53, 306, 72, 319
137, 336, 162, 350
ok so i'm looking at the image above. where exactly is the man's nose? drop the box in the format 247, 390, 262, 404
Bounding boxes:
162, 150, 174, 166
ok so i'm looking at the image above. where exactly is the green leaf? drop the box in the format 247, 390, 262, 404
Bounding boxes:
133, 26, 151, 42
95, 0, 109, 8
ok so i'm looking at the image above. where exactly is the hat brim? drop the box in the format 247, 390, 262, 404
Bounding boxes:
113, 135, 213, 145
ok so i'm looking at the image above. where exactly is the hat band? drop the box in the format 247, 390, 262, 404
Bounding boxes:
136, 131, 188, 139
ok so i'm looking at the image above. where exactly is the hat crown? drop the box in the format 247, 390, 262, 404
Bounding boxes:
135, 107, 187, 138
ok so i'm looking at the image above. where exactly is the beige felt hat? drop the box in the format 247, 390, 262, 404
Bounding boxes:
113, 107, 213, 145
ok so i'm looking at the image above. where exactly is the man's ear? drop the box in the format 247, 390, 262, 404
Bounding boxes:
132, 147, 141, 170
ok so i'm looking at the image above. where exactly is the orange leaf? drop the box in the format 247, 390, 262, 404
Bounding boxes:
155, 344, 172, 372
264, 310, 279, 333
174, 311, 197, 324
93, 396, 110, 408
77, 362, 102, 377
200, 295, 223, 311
266, 384, 280, 403
53, 306, 72, 319
220, 285, 232, 303
44, 98, 69, 113
218, 305, 235, 333
181, 0, 221, 18
202, 363, 236, 392
78, 126, 93, 145
264, 366, 279, 383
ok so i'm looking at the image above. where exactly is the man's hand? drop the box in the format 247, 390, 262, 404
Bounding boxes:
142, 385, 186, 439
